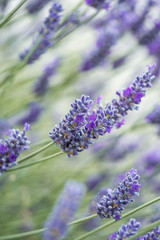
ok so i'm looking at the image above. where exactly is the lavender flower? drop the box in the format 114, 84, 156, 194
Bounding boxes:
49, 66, 155, 157
96, 169, 140, 220
85, 0, 110, 10
80, 29, 118, 71
137, 226, 160, 240
86, 173, 107, 191
0, 118, 10, 138
26, 0, 51, 14
146, 105, 160, 125
0, 123, 30, 174
20, 3, 63, 64
141, 148, 160, 175
43, 180, 85, 240
107, 218, 141, 240
33, 58, 60, 96
17, 102, 43, 125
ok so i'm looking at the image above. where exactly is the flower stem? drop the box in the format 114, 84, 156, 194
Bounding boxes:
7, 151, 64, 172
74, 196, 160, 240
0, 0, 28, 29
18, 142, 54, 164
129, 219, 160, 240
0, 228, 46, 240
68, 214, 97, 225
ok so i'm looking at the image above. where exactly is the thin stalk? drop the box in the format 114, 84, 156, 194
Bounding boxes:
0, 228, 46, 240
69, 214, 97, 225
7, 151, 64, 172
0, 0, 28, 29
130, 219, 160, 240
18, 141, 54, 164
74, 196, 160, 240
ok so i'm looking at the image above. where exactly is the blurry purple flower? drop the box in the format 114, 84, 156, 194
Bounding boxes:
49, 66, 155, 157
43, 180, 85, 240
112, 56, 127, 69
26, 0, 51, 14
0, 118, 10, 138
17, 102, 43, 125
141, 148, 160, 174
85, 0, 110, 10
33, 58, 60, 96
0, 124, 30, 174
107, 218, 141, 240
20, 3, 63, 64
137, 226, 160, 240
96, 169, 140, 220
86, 173, 107, 191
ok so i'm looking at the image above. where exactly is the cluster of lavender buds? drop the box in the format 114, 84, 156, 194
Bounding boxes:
0, 123, 30, 174
33, 58, 60, 96
20, 3, 63, 64
26, 0, 51, 14
96, 169, 140, 220
107, 218, 141, 240
146, 105, 160, 133
16, 102, 43, 125
80, 27, 119, 71
43, 180, 85, 240
85, 0, 110, 10
137, 226, 160, 240
49, 66, 155, 157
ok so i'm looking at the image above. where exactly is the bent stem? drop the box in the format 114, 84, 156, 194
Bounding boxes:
0, 0, 28, 29
74, 196, 160, 240
0, 228, 47, 240
7, 151, 64, 172
18, 141, 54, 164
129, 219, 160, 240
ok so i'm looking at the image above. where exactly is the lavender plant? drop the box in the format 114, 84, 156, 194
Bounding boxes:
0, 0, 160, 239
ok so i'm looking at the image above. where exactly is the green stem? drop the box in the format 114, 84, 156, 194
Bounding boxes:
68, 214, 97, 225
0, 228, 46, 240
74, 196, 160, 240
7, 151, 64, 172
0, 0, 28, 29
18, 142, 54, 164
130, 219, 160, 240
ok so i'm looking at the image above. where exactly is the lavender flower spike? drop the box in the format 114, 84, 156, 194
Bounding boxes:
26, 0, 51, 14
0, 123, 30, 175
137, 226, 160, 240
43, 180, 85, 240
20, 3, 63, 64
96, 169, 140, 220
85, 0, 110, 10
49, 66, 155, 157
107, 218, 141, 240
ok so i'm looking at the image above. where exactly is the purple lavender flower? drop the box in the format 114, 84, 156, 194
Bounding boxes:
112, 56, 127, 69
96, 169, 140, 220
33, 58, 60, 96
17, 102, 43, 125
107, 218, 141, 240
49, 66, 155, 157
80, 29, 118, 71
86, 173, 107, 191
43, 180, 85, 240
141, 148, 160, 175
137, 226, 160, 240
85, 0, 110, 10
0, 123, 30, 174
26, 0, 51, 14
146, 105, 160, 125
20, 3, 63, 64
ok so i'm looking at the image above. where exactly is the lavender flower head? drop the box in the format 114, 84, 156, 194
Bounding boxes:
0, 123, 30, 175
49, 66, 155, 157
137, 226, 160, 240
20, 3, 63, 64
43, 180, 85, 240
85, 0, 110, 10
33, 58, 60, 96
96, 169, 140, 220
26, 0, 51, 14
146, 105, 160, 125
107, 218, 141, 240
